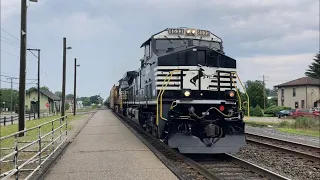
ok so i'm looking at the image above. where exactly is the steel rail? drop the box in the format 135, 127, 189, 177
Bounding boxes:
246, 132, 320, 160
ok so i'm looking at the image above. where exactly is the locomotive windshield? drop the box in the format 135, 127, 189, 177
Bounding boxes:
155, 38, 222, 54
192, 40, 221, 51
155, 39, 188, 54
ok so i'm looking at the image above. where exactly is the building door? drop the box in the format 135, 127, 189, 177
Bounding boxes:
30, 101, 38, 114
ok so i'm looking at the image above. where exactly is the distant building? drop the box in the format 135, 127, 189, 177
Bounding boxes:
274, 77, 320, 109
25, 89, 61, 114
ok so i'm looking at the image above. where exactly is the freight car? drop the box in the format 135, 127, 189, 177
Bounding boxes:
109, 27, 249, 154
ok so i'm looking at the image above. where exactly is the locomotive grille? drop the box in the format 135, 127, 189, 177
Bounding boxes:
154, 66, 236, 91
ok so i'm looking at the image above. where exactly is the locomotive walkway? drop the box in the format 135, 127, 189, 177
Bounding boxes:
43, 110, 178, 180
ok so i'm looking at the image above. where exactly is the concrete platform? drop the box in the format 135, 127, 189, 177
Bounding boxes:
43, 110, 178, 180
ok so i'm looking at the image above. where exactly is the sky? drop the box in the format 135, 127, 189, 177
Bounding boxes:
0, 0, 319, 100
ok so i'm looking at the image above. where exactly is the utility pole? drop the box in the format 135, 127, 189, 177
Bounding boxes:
18, 0, 27, 136
27, 48, 41, 119
6, 77, 17, 114
73, 58, 80, 116
61, 38, 67, 120
37, 49, 40, 118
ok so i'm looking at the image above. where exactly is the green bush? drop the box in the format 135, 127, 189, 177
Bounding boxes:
264, 105, 291, 115
92, 104, 97, 109
292, 117, 320, 130
251, 105, 264, 117
65, 103, 70, 110
278, 120, 290, 128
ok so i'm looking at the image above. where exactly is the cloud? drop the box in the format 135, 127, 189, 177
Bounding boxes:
42, 12, 122, 40
237, 53, 315, 88
240, 30, 318, 51
1, 0, 20, 21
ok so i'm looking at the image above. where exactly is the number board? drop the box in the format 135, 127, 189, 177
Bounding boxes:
167, 28, 185, 35
167, 28, 210, 36
196, 29, 210, 36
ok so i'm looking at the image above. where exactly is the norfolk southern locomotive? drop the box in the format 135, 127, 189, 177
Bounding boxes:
109, 27, 248, 154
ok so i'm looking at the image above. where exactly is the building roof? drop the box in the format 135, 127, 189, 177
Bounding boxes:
28, 89, 61, 101
274, 77, 320, 88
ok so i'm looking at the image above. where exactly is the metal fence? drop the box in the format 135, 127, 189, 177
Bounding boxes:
0, 113, 56, 126
0, 115, 68, 180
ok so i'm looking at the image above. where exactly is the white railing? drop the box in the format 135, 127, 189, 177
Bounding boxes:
0, 116, 69, 180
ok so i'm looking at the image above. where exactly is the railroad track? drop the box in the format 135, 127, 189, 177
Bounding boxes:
111, 109, 289, 180
245, 132, 320, 160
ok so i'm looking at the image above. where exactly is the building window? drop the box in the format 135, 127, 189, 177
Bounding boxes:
293, 88, 296, 97
281, 89, 284, 97
281, 100, 284, 106
295, 101, 299, 108
301, 100, 305, 108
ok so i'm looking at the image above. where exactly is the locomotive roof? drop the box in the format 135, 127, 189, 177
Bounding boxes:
140, 27, 223, 48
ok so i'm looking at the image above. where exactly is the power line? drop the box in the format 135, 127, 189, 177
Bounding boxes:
0, 74, 37, 81
0, 28, 20, 42
0, 50, 18, 57
1, 27, 36, 48
1, 38, 20, 48
1, 35, 20, 45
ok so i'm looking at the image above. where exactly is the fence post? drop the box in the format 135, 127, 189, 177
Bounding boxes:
34, 112, 36, 119
29, 113, 31, 120
14, 134, 19, 179
38, 126, 42, 170
11, 116, 13, 125
4, 117, 6, 126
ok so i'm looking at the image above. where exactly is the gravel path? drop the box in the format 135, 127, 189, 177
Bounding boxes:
245, 125, 320, 147
233, 143, 320, 180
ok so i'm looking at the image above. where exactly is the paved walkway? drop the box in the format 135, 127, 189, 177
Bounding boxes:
44, 110, 178, 180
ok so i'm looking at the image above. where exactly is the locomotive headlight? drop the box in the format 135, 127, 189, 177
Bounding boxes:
184, 90, 191, 97
229, 91, 235, 97
186, 29, 196, 36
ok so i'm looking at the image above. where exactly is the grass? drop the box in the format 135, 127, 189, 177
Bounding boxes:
0, 113, 92, 176
277, 128, 320, 137
244, 121, 273, 127
245, 116, 320, 137
75, 107, 97, 113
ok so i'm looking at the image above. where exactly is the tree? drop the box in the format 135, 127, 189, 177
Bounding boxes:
82, 97, 91, 106
55, 91, 62, 98
0, 88, 19, 111
305, 52, 320, 79
244, 80, 266, 109
27, 86, 50, 93
90, 95, 102, 104
66, 94, 74, 100
40, 86, 50, 92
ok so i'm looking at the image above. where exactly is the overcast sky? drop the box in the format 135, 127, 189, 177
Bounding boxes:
1, 0, 319, 100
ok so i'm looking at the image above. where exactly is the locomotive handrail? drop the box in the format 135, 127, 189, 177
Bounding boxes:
230, 74, 242, 110
156, 69, 181, 125
231, 72, 250, 117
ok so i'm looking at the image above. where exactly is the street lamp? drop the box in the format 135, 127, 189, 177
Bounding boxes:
61, 38, 72, 120
73, 58, 80, 116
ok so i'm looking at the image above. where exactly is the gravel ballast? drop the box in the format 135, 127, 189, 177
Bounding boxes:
233, 143, 320, 180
